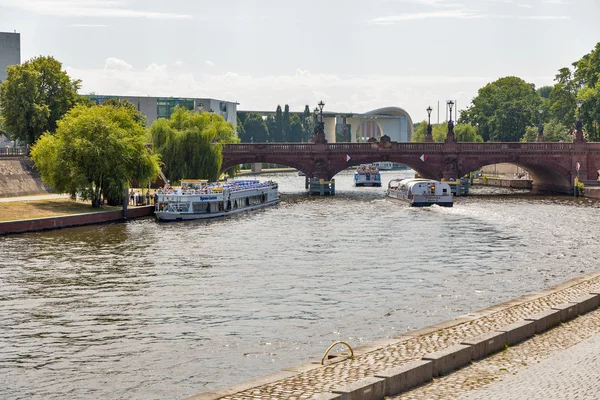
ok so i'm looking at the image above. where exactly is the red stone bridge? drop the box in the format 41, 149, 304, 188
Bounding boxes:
221, 141, 600, 193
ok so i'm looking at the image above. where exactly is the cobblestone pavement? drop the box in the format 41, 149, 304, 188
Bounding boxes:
459, 331, 600, 400
201, 272, 600, 400
392, 308, 600, 400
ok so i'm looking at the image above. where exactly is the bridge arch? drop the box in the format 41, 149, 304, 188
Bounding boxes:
460, 156, 573, 193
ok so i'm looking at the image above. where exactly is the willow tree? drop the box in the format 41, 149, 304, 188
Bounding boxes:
30, 104, 161, 207
150, 107, 239, 183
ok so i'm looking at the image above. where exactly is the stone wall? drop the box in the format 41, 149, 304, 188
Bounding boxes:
0, 158, 51, 197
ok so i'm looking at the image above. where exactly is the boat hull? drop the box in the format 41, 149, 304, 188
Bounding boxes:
387, 191, 453, 207
156, 199, 280, 221
355, 182, 382, 187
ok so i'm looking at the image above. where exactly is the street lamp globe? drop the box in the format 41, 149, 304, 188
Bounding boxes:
318, 100, 325, 112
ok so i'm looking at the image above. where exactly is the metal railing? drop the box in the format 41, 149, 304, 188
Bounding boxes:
321, 341, 354, 365
0, 147, 28, 157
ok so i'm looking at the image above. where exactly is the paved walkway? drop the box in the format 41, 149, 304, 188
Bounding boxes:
391, 305, 600, 399
460, 331, 600, 399
189, 271, 600, 400
0, 193, 68, 202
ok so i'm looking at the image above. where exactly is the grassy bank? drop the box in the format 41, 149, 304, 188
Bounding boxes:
0, 199, 121, 222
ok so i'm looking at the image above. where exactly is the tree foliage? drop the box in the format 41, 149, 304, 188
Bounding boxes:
99, 98, 147, 127
459, 76, 541, 142
288, 114, 304, 142
0, 56, 81, 144
521, 120, 572, 142
241, 112, 269, 143
412, 122, 483, 142
30, 104, 160, 208
150, 107, 239, 182
274, 105, 283, 142
283, 104, 290, 142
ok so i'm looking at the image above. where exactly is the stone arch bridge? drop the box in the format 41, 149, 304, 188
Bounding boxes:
221, 141, 600, 193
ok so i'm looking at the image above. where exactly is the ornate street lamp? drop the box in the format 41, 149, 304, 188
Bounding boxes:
537, 109, 544, 142
313, 101, 327, 144
575, 99, 584, 143
318, 100, 325, 123
426, 106, 433, 142
445, 100, 455, 142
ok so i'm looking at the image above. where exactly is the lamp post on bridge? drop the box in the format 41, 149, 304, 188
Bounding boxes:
312, 100, 327, 144
574, 99, 585, 143
425, 106, 433, 142
445, 100, 456, 143
537, 109, 544, 142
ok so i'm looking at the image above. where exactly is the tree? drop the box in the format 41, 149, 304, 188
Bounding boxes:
288, 114, 303, 142
460, 76, 542, 142
283, 104, 290, 142
30, 104, 160, 208
150, 107, 239, 183
274, 105, 283, 142
0, 56, 81, 144
302, 105, 312, 142
537, 86, 553, 99
265, 115, 276, 142
236, 117, 247, 142
244, 113, 269, 143
548, 68, 577, 126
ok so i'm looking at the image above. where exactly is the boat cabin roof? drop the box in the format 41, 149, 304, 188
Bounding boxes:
388, 178, 450, 190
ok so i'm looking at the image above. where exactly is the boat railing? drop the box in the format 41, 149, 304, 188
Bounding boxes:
156, 183, 278, 197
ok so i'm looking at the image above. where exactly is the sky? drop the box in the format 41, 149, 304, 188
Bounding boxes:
0, 0, 599, 122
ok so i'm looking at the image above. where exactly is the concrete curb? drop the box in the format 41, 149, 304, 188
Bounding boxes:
0, 206, 154, 235
186, 272, 600, 400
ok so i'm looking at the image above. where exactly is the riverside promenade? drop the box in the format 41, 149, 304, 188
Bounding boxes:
188, 270, 600, 400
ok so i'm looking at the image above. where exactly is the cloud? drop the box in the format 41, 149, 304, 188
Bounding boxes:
371, 10, 482, 23
70, 24, 109, 28
541, 0, 570, 4
67, 59, 557, 119
205, 60, 214, 66
0, 0, 193, 19
517, 4, 533, 8
370, 8, 569, 23
379, 0, 463, 6
104, 57, 133, 71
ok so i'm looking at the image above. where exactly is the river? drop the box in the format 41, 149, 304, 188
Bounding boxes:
1, 170, 599, 399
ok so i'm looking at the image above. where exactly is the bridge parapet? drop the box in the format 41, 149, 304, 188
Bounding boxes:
457, 142, 574, 152
222, 142, 589, 155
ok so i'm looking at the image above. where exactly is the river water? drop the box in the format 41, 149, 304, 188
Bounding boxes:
2, 170, 600, 399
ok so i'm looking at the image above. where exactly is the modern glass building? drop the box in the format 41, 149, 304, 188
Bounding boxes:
85, 95, 238, 126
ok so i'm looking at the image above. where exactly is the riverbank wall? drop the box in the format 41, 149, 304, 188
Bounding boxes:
186, 268, 600, 400
0, 158, 51, 197
472, 177, 533, 189
0, 205, 154, 235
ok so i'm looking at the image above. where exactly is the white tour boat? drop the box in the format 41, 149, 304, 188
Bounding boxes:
386, 178, 453, 207
155, 179, 280, 221
354, 165, 382, 187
